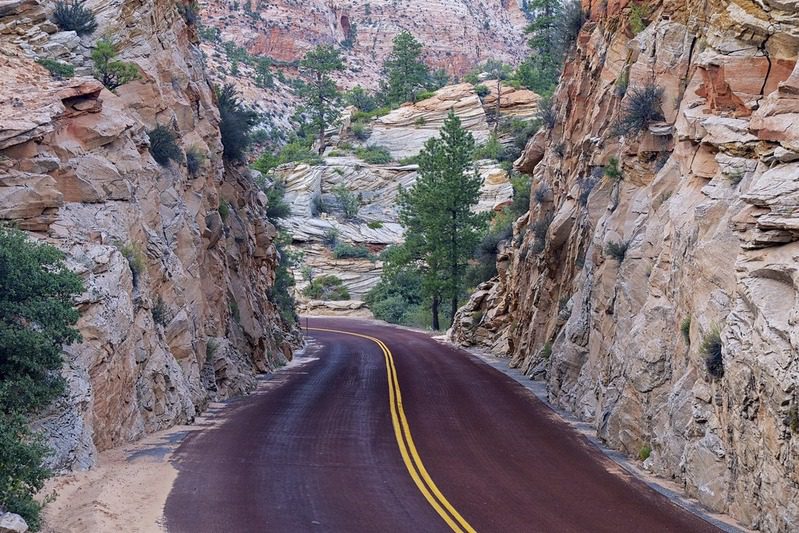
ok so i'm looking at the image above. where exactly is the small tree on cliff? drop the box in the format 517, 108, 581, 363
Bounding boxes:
482, 60, 512, 133
298, 45, 344, 154
384, 31, 429, 105
0, 226, 84, 528
216, 83, 259, 161
397, 111, 488, 329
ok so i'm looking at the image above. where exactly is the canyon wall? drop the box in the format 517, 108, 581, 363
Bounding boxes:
0, 0, 299, 471
450, 0, 799, 530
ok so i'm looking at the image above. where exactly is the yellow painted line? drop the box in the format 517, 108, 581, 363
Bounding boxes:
309, 327, 477, 533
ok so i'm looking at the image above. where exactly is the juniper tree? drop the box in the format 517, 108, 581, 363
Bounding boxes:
397, 111, 488, 328
298, 45, 344, 154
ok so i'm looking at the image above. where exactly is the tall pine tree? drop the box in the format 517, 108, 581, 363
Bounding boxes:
398, 111, 488, 329
298, 45, 344, 153
383, 31, 429, 105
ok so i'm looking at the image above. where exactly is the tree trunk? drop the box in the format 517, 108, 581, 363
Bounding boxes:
450, 295, 458, 325
494, 78, 501, 134
431, 294, 440, 330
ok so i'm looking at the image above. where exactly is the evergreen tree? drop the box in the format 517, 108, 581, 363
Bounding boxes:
216, 83, 259, 161
523, 0, 563, 94
383, 31, 429, 105
397, 111, 488, 328
298, 45, 344, 154
482, 60, 512, 133
0, 226, 84, 527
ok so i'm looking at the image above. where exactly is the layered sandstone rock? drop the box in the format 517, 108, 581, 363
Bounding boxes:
1, 0, 300, 470
451, 1, 799, 530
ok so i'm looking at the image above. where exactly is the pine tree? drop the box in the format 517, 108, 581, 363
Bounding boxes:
298, 45, 344, 154
523, 0, 563, 94
383, 31, 429, 105
397, 111, 488, 328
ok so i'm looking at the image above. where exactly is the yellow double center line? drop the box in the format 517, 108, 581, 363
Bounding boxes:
309, 327, 476, 533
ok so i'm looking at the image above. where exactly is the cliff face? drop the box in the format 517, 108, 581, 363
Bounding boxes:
202, 0, 529, 87
450, 0, 799, 530
1, 0, 299, 471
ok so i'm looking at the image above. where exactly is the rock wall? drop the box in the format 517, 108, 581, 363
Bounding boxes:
1, 0, 300, 471
450, 0, 799, 530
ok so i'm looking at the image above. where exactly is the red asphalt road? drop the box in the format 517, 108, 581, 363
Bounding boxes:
164, 317, 720, 533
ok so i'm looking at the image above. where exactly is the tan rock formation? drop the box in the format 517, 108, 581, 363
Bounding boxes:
451, 1, 799, 530
1, 0, 300, 470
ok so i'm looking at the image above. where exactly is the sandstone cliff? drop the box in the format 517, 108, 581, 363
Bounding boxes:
450, 0, 799, 530
0, 0, 300, 471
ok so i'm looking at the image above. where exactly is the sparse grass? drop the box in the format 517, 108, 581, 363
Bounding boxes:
605, 240, 629, 262
119, 243, 145, 286
680, 317, 691, 344
36, 58, 75, 80
614, 83, 664, 136
701, 328, 724, 379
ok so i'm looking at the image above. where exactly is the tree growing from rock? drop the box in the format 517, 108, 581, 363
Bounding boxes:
92, 40, 139, 91
482, 60, 512, 133
383, 31, 429, 105
298, 45, 344, 154
397, 111, 488, 329
0, 226, 84, 528
216, 83, 259, 161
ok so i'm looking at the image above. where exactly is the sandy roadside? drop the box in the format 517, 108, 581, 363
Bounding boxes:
41, 345, 318, 533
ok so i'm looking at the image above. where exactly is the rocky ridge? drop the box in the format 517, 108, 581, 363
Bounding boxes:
450, 0, 799, 530
0, 0, 299, 471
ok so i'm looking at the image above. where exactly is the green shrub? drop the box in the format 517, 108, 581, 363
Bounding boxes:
0, 227, 84, 528
345, 85, 377, 112
473, 133, 503, 161
530, 214, 553, 254
216, 83, 258, 161
252, 140, 321, 174
119, 242, 145, 287
398, 155, 420, 166
148, 125, 183, 166
322, 227, 339, 248
218, 199, 231, 221
414, 116, 427, 127
614, 83, 664, 136
151, 296, 171, 326
604, 156, 623, 181
726, 169, 744, 186
303, 275, 350, 300
510, 173, 531, 217
355, 145, 392, 164
789, 404, 799, 434
474, 84, 490, 97
538, 96, 556, 130
415, 90, 436, 101
370, 295, 409, 323
351, 121, 370, 141
541, 342, 552, 359
53, 0, 97, 35
185, 145, 206, 177
578, 173, 600, 206
367, 221, 384, 229
333, 243, 372, 259
605, 240, 629, 262
629, 2, 649, 35
680, 317, 691, 344
92, 40, 139, 91
701, 328, 724, 379
206, 338, 220, 360
264, 182, 292, 221
463, 71, 480, 85
36, 58, 75, 80
178, 1, 200, 26
269, 232, 299, 325
332, 185, 360, 219
638, 444, 652, 461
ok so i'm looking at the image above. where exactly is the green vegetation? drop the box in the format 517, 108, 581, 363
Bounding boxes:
384, 31, 430, 104
354, 145, 392, 164
538, 96, 557, 129
541, 342, 553, 359
303, 274, 350, 300
151, 296, 171, 327
148, 125, 183, 166
216, 83, 258, 161
36, 58, 74, 80
185, 145, 206, 177
726, 169, 744, 186
701, 328, 724, 379
629, 2, 650, 35
298, 45, 345, 153
604, 156, 623, 181
639, 444, 652, 461
269, 232, 299, 325
118, 242, 145, 287
259, 180, 291, 222
332, 185, 360, 219
367, 221, 384, 229
614, 83, 664, 136
680, 317, 692, 344
605, 240, 629, 262
252, 139, 323, 174
473, 133, 503, 161
333, 243, 373, 260
345, 85, 377, 112
254, 57, 274, 89
92, 40, 139, 91
218, 199, 231, 221
53, 0, 97, 35
0, 226, 84, 528
365, 255, 426, 326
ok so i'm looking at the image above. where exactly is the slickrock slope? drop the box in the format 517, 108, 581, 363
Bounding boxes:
0, 0, 299, 471
281, 83, 536, 307
450, 0, 799, 530
202, 0, 529, 87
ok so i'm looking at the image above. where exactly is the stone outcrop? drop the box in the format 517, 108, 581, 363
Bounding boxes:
1, 0, 300, 471
450, 1, 799, 530
0, 513, 28, 533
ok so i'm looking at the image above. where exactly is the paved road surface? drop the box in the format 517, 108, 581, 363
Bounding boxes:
164, 317, 719, 533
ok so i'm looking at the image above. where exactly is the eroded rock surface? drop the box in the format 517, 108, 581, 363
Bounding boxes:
1, 0, 300, 470
450, 1, 799, 530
